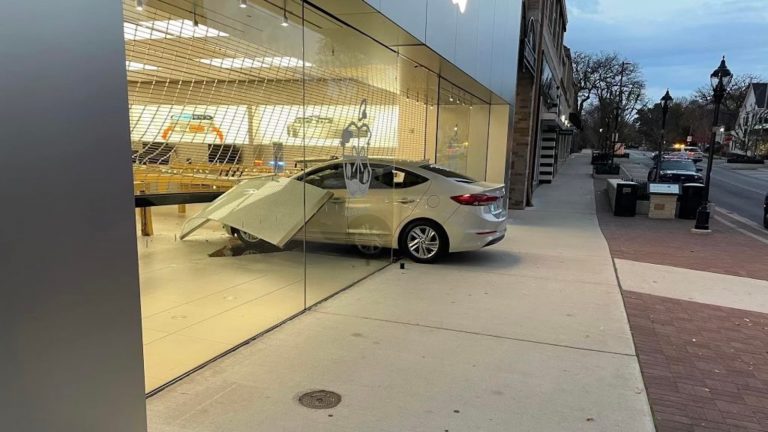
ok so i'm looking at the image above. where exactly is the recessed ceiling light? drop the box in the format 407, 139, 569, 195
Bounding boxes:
126, 61, 159, 71
239, 0, 247, 8
200, 56, 310, 69
136, 0, 144, 11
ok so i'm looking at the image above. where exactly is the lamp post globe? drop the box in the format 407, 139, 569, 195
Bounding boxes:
694, 56, 732, 231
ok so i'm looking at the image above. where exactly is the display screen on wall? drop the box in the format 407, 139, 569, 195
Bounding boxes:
129, 105, 250, 144
257, 104, 398, 148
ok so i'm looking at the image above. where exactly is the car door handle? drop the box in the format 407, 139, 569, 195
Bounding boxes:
329, 197, 346, 204
396, 198, 416, 204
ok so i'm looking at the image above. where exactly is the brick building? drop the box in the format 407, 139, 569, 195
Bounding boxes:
509, 0, 578, 208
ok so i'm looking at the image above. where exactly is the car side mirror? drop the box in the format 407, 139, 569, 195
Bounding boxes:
696, 168, 703, 172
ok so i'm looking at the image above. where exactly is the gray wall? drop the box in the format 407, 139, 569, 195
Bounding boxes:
0, 1, 147, 431
366, 0, 522, 103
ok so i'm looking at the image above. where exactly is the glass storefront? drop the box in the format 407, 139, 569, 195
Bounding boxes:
436, 80, 490, 180
124, 0, 499, 392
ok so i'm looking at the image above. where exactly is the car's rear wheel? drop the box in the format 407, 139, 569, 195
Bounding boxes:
399, 220, 448, 264
232, 228, 262, 247
764, 211, 768, 229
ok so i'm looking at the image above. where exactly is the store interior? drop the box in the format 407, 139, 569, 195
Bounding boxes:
124, 0, 507, 392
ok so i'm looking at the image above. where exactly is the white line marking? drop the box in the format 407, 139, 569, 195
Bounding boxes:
715, 207, 766, 232
713, 210, 768, 246
710, 172, 766, 194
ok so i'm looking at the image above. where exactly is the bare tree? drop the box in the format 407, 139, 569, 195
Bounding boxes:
735, 108, 768, 155
573, 51, 647, 152
693, 73, 763, 127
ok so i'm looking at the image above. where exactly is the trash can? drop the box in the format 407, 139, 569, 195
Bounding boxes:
614, 181, 638, 217
678, 183, 705, 219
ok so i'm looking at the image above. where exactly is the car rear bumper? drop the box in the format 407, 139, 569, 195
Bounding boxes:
444, 206, 507, 252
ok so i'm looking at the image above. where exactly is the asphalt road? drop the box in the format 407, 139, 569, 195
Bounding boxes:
625, 150, 768, 227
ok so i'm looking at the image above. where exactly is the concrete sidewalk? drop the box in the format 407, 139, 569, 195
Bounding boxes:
147, 152, 654, 432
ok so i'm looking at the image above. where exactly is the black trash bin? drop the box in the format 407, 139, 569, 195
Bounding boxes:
679, 183, 705, 219
614, 181, 638, 217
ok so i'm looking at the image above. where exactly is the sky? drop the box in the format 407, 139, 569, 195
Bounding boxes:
565, 0, 768, 102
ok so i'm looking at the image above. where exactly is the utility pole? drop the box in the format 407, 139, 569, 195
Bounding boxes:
610, 62, 628, 167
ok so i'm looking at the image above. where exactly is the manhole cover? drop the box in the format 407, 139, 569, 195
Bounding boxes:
298, 390, 341, 409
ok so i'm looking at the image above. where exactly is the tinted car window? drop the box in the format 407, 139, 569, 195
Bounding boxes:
661, 160, 696, 172
369, 164, 429, 189
419, 164, 477, 183
303, 164, 346, 189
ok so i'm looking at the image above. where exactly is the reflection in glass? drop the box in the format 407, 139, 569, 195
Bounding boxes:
436, 80, 490, 180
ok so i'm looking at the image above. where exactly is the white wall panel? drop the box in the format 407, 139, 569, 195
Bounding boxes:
425, 0, 458, 62
374, 0, 522, 103
380, 0, 428, 41
0, 0, 147, 431
475, 2, 496, 88
454, 0, 481, 80
489, 0, 521, 102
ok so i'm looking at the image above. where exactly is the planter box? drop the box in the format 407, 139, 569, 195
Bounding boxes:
726, 157, 764, 164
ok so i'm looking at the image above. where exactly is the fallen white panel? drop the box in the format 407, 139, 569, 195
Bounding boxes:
180, 177, 332, 248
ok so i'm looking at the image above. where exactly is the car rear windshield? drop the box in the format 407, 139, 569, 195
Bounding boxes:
661, 160, 696, 171
419, 164, 477, 183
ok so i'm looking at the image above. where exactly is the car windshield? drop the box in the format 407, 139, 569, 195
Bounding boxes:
661, 160, 696, 171
419, 164, 477, 183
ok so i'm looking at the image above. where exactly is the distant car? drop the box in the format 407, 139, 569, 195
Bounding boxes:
181, 159, 507, 263
647, 158, 704, 184
683, 146, 704, 163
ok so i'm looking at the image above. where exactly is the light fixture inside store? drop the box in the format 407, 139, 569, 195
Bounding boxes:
239, 0, 247, 8
449, 95, 454, 102
126, 60, 159, 71
136, 0, 144, 10
125, 20, 229, 40
281, 0, 289, 26
200, 56, 310, 68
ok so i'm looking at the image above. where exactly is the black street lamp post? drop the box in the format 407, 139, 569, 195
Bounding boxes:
656, 90, 673, 182
694, 57, 733, 231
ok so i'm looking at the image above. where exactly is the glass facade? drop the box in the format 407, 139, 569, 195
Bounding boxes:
124, 0, 503, 392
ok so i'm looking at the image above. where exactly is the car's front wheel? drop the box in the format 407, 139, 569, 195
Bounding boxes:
399, 220, 448, 264
231, 228, 262, 247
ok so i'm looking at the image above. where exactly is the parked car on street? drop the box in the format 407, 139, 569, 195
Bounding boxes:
647, 158, 704, 184
181, 159, 508, 263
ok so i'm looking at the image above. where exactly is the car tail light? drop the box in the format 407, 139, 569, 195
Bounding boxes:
451, 193, 499, 206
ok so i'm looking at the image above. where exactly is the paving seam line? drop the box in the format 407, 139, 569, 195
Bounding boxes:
311, 310, 637, 358
609, 257, 658, 431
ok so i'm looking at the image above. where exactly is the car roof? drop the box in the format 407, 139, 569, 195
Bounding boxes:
300, 158, 430, 172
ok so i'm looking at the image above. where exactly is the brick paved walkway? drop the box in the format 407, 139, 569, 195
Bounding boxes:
594, 177, 768, 431
626, 291, 768, 431
594, 179, 768, 281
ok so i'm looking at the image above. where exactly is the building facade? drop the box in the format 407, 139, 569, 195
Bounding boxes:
509, 0, 577, 208
3, 1, 524, 430
734, 83, 768, 156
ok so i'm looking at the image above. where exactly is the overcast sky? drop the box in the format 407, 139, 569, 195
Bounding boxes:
565, 0, 768, 101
